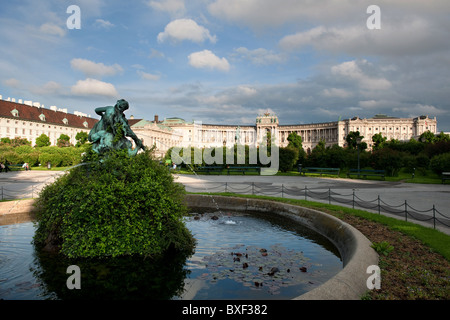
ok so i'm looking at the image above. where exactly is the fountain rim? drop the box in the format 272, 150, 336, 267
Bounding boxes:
0, 195, 379, 300
184, 194, 379, 300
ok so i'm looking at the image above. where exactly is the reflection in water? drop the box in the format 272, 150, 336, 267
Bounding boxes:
1, 222, 190, 300
32, 247, 191, 300
0, 211, 342, 300
179, 211, 342, 300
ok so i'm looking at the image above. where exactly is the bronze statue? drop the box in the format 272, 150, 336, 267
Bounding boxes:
88, 99, 145, 156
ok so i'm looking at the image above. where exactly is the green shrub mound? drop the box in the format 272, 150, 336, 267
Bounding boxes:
34, 149, 196, 259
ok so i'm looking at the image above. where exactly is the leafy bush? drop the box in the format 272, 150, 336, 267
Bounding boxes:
21, 152, 40, 167
278, 147, 299, 172
370, 148, 404, 176
430, 152, 450, 174
0, 150, 22, 164
34, 149, 195, 258
38, 152, 63, 167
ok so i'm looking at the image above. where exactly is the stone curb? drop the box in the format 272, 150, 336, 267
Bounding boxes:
184, 194, 379, 300
0, 199, 38, 225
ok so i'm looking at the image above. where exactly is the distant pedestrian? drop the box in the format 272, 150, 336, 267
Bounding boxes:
2, 162, 10, 172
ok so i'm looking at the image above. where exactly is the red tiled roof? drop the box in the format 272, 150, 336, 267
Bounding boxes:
0, 99, 98, 129
128, 119, 143, 126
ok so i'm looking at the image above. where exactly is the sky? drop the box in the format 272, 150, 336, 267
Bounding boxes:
1, 0, 450, 131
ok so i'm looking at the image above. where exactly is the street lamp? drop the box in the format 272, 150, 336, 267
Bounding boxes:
356, 137, 362, 178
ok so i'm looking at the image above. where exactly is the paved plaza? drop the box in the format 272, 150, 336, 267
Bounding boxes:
1, 170, 449, 234
176, 174, 450, 234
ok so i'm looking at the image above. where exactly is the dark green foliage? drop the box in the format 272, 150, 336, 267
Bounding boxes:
75, 131, 89, 146
345, 131, 365, 150
278, 147, 299, 172
430, 153, 450, 174
34, 149, 195, 259
35, 134, 51, 147
370, 148, 403, 176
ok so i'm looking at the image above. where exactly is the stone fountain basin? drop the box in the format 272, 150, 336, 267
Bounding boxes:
184, 194, 379, 300
0, 195, 379, 300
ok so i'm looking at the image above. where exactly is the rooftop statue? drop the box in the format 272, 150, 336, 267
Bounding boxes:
88, 99, 145, 156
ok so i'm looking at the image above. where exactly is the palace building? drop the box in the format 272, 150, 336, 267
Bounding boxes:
1, 95, 438, 157
0, 97, 97, 146
155, 112, 437, 153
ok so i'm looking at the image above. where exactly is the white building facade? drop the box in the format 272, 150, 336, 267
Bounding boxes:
156, 113, 438, 152
0, 98, 97, 146
1, 95, 438, 156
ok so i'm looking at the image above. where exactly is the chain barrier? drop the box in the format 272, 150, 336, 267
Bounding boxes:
2, 181, 449, 230
182, 182, 450, 230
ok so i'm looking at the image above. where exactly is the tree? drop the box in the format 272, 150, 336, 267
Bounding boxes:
370, 148, 403, 176
372, 133, 387, 150
346, 131, 366, 150
430, 153, 450, 174
57, 134, 71, 147
419, 130, 436, 143
9, 137, 31, 147
35, 134, 51, 147
75, 131, 89, 147
286, 131, 306, 166
305, 140, 327, 167
279, 147, 299, 172
0, 137, 12, 145
287, 132, 302, 149
435, 131, 450, 143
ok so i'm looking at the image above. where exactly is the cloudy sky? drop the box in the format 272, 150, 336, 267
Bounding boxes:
1, 0, 450, 131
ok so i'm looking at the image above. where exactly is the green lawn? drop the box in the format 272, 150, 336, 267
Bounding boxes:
177, 166, 445, 184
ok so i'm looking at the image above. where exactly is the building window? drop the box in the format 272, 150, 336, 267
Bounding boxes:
39, 114, 46, 122
62, 118, 68, 125
11, 109, 19, 117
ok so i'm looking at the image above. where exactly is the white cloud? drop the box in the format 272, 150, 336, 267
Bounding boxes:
148, 0, 185, 16
3, 78, 20, 88
237, 85, 257, 97
279, 18, 450, 57
157, 19, 217, 44
137, 70, 161, 81
188, 50, 230, 72
393, 104, 446, 116
233, 47, 286, 65
208, 0, 361, 29
322, 88, 352, 98
70, 58, 123, 78
331, 60, 391, 91
31, 81, 63, 95
39, 23, 66, 37
71, 78, 119, 97
149, 48, 165, 59
95, 19, 114, 29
